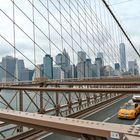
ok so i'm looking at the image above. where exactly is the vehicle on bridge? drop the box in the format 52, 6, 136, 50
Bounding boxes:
118, 102, 140, 119
132, 94, 140, 102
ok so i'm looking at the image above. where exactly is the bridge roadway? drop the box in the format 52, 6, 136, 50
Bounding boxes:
42, 95, 140, 140
0, 95, 140, 140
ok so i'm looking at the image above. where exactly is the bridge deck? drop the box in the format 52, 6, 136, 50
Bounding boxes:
0, 109, 140, 140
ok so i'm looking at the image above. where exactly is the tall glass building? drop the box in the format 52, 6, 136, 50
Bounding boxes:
61, 49, 70, 70
55, 53, 62, 65
43, 54, 53, 79
78, 51, 86, 63
97, 52, 104, 66
85, 59, 92, 77
1, 56, 16, 82
119, 43, 126, 71
15, 59, 25, 81
128, 60, 139, 75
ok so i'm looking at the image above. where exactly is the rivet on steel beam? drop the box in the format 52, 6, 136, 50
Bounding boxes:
59, 118, 61, 120
136, 126, 140, 129
91, 122, 94, 124
40, 115, 43, 117
25, 112, 28, 115
129, 128, 133, 131
49, 116, 52, 118
134, 131, 139, 134
86, 121, 89, 124
130, 125, 135, 128
127, 130, 132, 133
33, 114, 35, 116
136, 128, 140, 131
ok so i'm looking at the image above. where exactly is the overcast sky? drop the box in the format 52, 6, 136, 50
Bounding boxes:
0, 0, 140, 69
109, 0, 140, 48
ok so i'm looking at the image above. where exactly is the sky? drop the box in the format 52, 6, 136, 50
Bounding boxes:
0, 0, 140, 69
108, 0, 140, 49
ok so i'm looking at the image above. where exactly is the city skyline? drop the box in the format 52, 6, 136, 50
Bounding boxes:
1, 1, 140, 139
0, 44, 139, 81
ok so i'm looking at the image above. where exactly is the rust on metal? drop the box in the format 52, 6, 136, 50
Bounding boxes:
0, 86, 140, 93
43, 81, 140, 86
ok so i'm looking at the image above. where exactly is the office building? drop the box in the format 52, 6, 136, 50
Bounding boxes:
53, 65, 64, 80
77, 62, 85, 78
114, 63, 121, 76
119, 43, 126, 71
85, 59, 92, 77
20, 68, 33, 81
32, 64, 43, 80
115, 63, 120, 70
61, 49, 70, 70
55, 53, 62, 65
15, 59, 25, 81
78, 51, 86, 63
95, 58, 102, 77
128, 60, 139, 75
43, 54, 53, 79
1, 56, 16, 82
97, 52, 104, 66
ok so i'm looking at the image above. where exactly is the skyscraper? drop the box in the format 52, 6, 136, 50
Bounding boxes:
20, 68, 33, 81
97, 52, 104, 66
61, 48, 70, 69
1, 56, 16, 82
77, 62, 85, 78
85, 59, 92, 77
55, 53, 62, 65
55, 49, 70, 78
15, 59, 25, 81
128, 60, 139, 75
77, 51, 86, 78
43, 54, 53, 79
53, 65, 64, 80
78, 51, 86, 63
115, 63, 120, 71
32, 64, 43, 80
95, 58, 102, 77
119, 43, 126, 71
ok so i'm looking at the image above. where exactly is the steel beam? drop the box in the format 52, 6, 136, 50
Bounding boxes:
0, 109, 139, 140
1, 86, 140, 93
42, 81, 140, 86
1, 76, 140, 87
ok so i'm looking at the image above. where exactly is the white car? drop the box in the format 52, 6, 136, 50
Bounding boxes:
132, 94, 140, 102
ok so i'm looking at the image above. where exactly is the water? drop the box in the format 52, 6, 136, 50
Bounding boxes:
0, 89, 79, 139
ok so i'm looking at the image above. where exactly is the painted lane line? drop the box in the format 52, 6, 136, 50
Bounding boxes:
38, 132, 53, 140
82, 95, 130, 119
133, 119, 139, 125
103, 113, 117, 122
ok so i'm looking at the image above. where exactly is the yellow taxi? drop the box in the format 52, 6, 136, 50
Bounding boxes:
118, 102, 140, 119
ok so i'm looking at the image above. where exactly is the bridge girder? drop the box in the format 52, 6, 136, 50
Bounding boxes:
0, 109, 139, 140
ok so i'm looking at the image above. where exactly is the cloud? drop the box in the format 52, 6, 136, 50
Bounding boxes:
0, 0, 140, 70
110, 0, 140, 44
